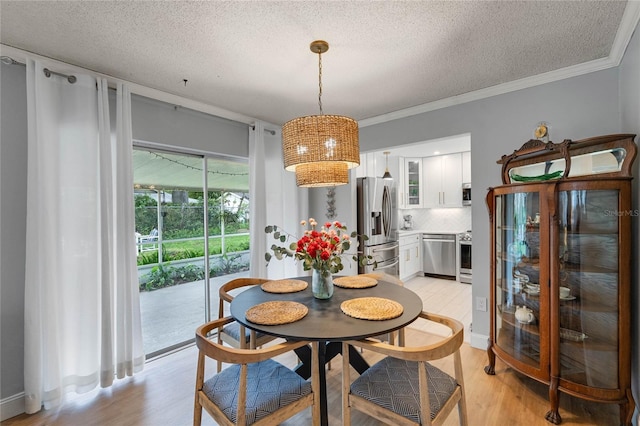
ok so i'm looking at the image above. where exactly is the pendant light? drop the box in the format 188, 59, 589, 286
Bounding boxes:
381, 151, 393, 180
282, 40, 360, 187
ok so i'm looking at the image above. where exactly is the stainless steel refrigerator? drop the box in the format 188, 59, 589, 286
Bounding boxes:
356, 177, 399, 276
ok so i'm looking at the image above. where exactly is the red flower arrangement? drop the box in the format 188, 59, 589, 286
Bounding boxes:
265, 218, 373, 274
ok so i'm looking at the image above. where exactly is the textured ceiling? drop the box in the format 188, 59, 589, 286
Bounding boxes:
0, 1, 632, 126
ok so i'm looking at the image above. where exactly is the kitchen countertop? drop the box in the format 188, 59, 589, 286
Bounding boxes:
397, 229, 424, 237
398, 229, 467, 237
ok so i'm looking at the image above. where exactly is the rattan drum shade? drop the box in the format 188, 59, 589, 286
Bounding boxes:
294, 161, 348, 187
282, 114, 359, 187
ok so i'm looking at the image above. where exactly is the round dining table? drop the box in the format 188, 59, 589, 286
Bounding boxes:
230, 276, 423, 426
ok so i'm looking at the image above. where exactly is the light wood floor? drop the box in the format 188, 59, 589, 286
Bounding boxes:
4, 277, 623, 426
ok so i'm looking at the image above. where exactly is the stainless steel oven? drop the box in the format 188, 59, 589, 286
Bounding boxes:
458, 232, 472, 284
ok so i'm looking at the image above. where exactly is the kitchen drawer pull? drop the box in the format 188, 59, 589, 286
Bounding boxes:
372, 244, 399, 253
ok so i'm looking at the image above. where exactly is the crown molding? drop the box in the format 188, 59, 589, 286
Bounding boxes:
610, 0, 640, 66
360, 1, 640, 128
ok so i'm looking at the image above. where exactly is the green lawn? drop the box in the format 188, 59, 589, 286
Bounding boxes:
137, 235, 250, 265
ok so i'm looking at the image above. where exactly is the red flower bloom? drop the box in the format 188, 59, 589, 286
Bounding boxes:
265, 217, 369, 274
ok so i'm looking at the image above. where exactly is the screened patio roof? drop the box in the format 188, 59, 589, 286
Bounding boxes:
133, 148, 250, 192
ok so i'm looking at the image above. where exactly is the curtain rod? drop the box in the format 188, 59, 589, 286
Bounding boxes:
250, 125, 276, 135
1, 55, 77, 84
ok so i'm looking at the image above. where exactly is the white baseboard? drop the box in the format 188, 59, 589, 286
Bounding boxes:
0, 392, 25, 421
470, 332, 489, 350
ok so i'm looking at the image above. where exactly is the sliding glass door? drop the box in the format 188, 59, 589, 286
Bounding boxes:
133, 147, 249, 357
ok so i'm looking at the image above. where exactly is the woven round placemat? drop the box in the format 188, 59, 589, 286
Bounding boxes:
245, 301, 308, 325
333, 276, 378, 289
341, 297, 404, 321
261, 279, 308, 293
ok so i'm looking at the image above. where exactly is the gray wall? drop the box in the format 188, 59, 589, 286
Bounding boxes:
0, 62, 28, 399
132, 94, 249, 157
619, 24, 640, 424
360, 67, 622, 344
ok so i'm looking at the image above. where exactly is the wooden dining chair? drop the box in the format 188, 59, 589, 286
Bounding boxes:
194, 316, 321, 426
326, 272, 406, 371
217, 277, 277, 372
342, 311, 468, 426
361, 272, 406, 346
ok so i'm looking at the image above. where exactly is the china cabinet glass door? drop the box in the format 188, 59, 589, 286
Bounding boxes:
494, 187, 547, 372
556, 188, 619, 389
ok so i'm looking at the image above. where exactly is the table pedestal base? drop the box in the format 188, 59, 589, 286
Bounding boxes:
294, 341, 369, 426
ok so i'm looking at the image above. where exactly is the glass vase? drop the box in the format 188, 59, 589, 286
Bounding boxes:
312, 268, 334, 299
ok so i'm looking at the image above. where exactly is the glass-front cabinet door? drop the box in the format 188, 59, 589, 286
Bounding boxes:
405, 158, 422, 207
556, 186, 620, 390
492, 185, 549, 378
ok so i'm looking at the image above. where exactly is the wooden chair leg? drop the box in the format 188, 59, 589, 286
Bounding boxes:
311, 342, 321, 425
216, 329, 223, 373
454, 350, 468, 426
249, 330, 257, 349
342, 342, 351, 426
194, 353, 205, 426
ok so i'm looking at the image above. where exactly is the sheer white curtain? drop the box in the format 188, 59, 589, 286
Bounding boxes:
249, 122, 308, 279
24, 60, 144, 413
249, 122, 268, 278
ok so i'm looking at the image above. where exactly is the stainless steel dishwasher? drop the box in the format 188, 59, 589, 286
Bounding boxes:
422, 233, 456, 279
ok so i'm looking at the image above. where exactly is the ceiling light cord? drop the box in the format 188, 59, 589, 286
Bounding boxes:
317, 49, 323, 115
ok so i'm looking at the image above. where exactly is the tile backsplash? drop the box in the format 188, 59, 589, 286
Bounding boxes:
399, 207, 472, 233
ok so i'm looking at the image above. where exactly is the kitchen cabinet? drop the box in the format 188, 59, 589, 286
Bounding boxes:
423, 153, 462, 208
462, 151, 471, 183
399, 158, 423, 208
485, 134, 637, 425
356, 153, 371, 178
357, 152, 400, 180
399, 233, 422, 281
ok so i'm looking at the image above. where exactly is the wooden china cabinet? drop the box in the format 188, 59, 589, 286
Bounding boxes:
484, 134, 637, 425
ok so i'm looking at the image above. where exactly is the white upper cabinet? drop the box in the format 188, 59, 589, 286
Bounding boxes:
462, 151, 471, 183
423, 153, 463, 208
356, 153, 374, 178
398, 157, 423, 209
356, 152, 398, 179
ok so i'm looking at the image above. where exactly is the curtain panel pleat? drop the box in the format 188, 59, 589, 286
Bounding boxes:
24, 61, 144, 414
249, 123, 267, 278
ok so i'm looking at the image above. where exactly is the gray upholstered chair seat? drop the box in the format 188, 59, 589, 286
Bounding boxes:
222, 322, 268, 343
195, 317, 319, 425
350, 355, 458, 424
203, 358, 312, 424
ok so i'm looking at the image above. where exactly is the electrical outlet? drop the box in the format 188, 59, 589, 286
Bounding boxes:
476, 297, 487, 312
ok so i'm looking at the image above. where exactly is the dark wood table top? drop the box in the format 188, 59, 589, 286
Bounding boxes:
230, 276, 423, 341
